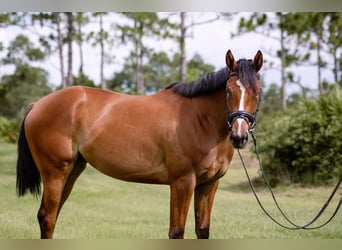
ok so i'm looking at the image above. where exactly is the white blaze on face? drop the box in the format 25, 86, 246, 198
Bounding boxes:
236, 79, 246, 137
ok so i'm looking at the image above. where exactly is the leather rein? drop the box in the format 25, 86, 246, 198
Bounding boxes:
225, 71, 341, 230
237, 132, 342, 230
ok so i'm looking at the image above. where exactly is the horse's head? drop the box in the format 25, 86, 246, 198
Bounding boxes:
225, 50, 263, 149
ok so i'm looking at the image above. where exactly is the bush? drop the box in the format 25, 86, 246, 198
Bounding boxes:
255, 87, 342, 186
0, 116, 19, 143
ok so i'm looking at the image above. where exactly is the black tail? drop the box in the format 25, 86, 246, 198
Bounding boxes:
16, 105, 41, 197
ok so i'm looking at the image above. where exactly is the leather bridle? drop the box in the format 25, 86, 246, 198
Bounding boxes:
225, 72, 261, 132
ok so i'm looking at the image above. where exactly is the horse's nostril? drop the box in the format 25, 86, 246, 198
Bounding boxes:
230, 132, 249, 149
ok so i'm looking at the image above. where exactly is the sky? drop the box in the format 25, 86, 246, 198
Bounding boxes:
0, 12, 336, 97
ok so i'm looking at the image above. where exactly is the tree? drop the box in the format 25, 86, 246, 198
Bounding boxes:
0, 13, 12, 27
74, 13, 90, 77
285, 13, 342, 92
29, 12, 67, 87
256, 87, 342, 186
0, 13, 29, 65
87, 12, 114, 89
0, 34, 51, 120
0, 65, 51, 120
108, 51, 172, 94
327, 13, 342, 86
54, 12, 66, 87
186, 53, 215, 81
258, 83, 282, 116
31, 12, 79, 88
180, 12, 187, 82
117, 12, 178, 94
98, 12, 106, 89
65, 12, 74, 87
144, 51, 177, 92
234, 12, 309, 108
0, 12, 26, 28
178, 12, 221, 82
30, 12, 70, 88
2, 34, 45, 66
108, 51, 215, 94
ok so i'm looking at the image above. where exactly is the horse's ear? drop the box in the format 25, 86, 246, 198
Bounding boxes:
253, 50, 263, 72
226, 50, 237, 72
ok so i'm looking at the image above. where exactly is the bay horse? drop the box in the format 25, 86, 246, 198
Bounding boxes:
16, 50, 263, 239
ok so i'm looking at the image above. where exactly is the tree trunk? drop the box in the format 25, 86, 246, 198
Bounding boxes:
77, 16, 84, 76
280, 14, 287, 109
332, 48, 339, 84
180, 12, 187, 82
66, 12, 73, 87
99, 14, 106, 90
317, 26, 323, 95
54, 12, 66, 88
136, 42, 144, 94
134, 18, 144, 94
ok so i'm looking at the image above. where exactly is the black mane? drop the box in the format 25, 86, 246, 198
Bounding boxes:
166, 68, 230, 97
166, 59, 259, 97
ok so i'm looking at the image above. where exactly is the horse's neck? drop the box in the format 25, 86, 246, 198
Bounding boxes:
192, 90, 228, 138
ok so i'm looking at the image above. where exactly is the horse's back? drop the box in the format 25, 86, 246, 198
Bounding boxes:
26, 86, 124, 126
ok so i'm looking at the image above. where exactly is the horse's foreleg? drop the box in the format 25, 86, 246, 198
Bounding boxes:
194, 179, 219, 239
168, 174, 196, 239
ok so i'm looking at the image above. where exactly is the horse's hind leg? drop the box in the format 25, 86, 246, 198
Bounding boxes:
37, 155, 86, 239
57, 154, 86, 217
37, 167, 68, 239
194, 179, 219, 239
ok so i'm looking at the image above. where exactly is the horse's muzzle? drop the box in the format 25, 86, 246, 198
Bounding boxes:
230, 131, 249, 149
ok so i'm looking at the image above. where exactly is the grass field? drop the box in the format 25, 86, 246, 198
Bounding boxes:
0, 142, 341, 239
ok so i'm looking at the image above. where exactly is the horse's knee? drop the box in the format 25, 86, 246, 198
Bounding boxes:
196, 227, 209, 239
169, 227, 184, 239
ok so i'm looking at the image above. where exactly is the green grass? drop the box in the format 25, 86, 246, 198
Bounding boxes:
0, 142, 341, 239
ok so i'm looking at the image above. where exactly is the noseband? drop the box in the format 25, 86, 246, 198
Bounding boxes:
226, 72, 260, 132
227, 110, 257, 132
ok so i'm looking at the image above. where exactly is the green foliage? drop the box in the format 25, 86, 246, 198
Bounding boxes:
256, 87, 342, 186
0, 13, 27, 27
73, 73, 96, 87
108, 52, 215, 94
187, 53, 215, 82
259, 84, 282, 115
0, 116, 18, 143
235, 12, 342, 100
0, 64, 52, 121
2, 34, 45, 66
0, 30, 52, 143
143, 52, 179, 92
119, 12, 177, 42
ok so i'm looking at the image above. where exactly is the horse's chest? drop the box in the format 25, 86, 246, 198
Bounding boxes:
197, 152, 232, 184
